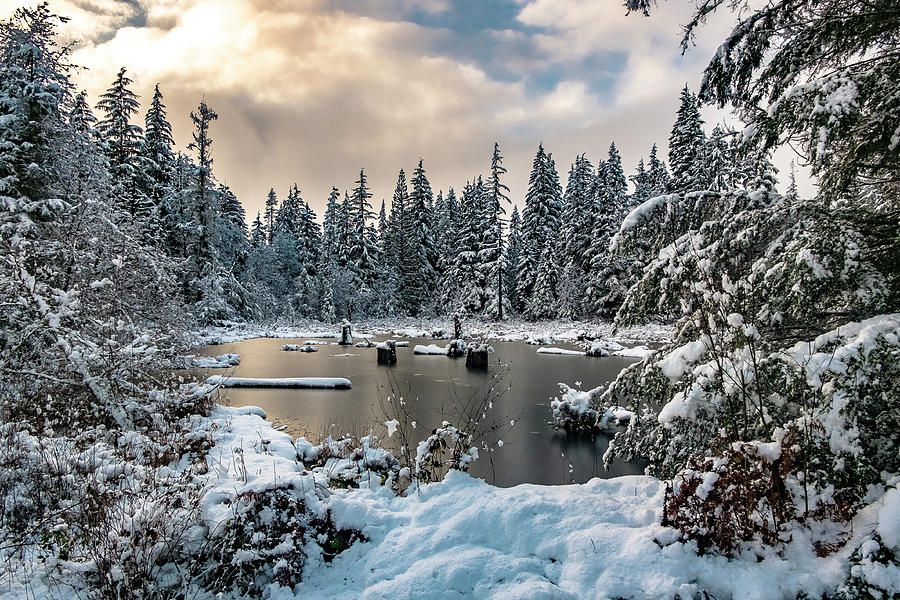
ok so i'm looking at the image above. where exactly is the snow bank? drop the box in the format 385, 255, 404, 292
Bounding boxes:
537, 347, 585, 356
413, 344, 448, 356
207, 376, 351, 389
191, 353, 240, 368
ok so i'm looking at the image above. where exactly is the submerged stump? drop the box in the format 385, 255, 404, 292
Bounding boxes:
339, 320, 353, 346
447, 339, 466, 358
465, 347, 489, 369
377, 340, 397, 365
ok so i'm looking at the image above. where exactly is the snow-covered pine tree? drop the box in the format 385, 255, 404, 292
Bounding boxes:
377, 199, 388, 255
346, 168, 379, 287
504, 205, 522, 314
647, 143, 670, 197
629, 158, 651, 206
437, 187, 461, 310
585, 142, 630, 316
454, 179, 487, 313
140, 83, 175, 245
517, 144, 562, 313
667, 85, 706, 194
96, 67, 149, 219
701, 124, 737, 193
401, 158, 438, 315
264, 187, 278, 245
482, 142, 510, 319
70, 90, 97, 136
321, 186, 341, 262
385, 168, 409, 277
250, 211, 265, 247
557, 154, 595, 318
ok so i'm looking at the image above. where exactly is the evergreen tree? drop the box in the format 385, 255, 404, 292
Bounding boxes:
141, 84, 174, 202
483, 142, 510, 319
69, 90, 96, 136
264, 187, 278, 244
667, 85, 707, 194
518, 144, 562, 312
346, 168, 379, 285
385, 168, 409, 275
504, 205, 522, 313
96, 66, 147, 215
321, 187, 341, 261
401, 159, 438, 315
250, 211, 265, 248
647, 143, 670, 197
187, 100, 218, 264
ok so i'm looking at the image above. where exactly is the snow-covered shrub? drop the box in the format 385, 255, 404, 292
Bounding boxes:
550, 384, 601, 431
414, 422, 479, 483
203, 484, 312, 595
663, 435, 798, 556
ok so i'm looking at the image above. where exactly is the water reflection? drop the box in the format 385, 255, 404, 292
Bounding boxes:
196, 336, 646, 487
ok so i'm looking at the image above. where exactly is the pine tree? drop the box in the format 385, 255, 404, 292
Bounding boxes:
96, 66, 147, 215
187, 100, 218, 264
483, 142, 510, 319
385, 168, 409, 275
347, 168, 379, 285
518, 144, 562, 312
647, 143, 670, 197
70, 90, 96, 135
401, 158, 438, 315
264, 187, 278, 245
321, 186, 341, 262
504, 205, 522, 313
141, 84, 174, 201
667, 85, 707, 194
250, 212, 265, 248
702, 125, 737, 192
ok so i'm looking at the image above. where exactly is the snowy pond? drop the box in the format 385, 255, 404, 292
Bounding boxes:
195, 337, 646, 487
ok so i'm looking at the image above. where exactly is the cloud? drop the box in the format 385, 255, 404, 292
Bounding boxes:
15, 0, 809, 217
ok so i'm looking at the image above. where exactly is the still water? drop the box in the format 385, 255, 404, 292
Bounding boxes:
196, 337, 646, 487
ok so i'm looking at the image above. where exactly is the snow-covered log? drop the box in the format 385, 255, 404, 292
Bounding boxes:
207, 376, 352, 389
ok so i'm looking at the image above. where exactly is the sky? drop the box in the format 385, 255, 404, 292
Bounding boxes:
4, 0, 813, 218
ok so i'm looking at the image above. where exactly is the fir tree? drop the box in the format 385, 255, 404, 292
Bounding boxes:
667, 85, 706, 194
504, 205, 522, 313
264, 187, 278, 244
402, 158, 438, 315
96, 67, 147, 215
483, 142, 510, 319
346, 168, 379, 285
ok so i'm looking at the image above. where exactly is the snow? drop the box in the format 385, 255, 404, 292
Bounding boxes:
656, 337, 710, 381
195, 317, 673, 348
191, 353, 240, 368
384, 419, 400, 438
294, 469, 853, 600
282, 344, 301, 351
613, 345, 652, 358
878, 486, 900, 551
413, 344, 448, 356
206, 376, 352, 389
537, 347, 584, 356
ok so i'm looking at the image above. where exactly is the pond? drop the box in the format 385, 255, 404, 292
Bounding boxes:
195, 336, 647, 487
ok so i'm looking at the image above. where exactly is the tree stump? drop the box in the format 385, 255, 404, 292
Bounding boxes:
465, 346, 488, 369
339, 320, 353, 346
377, 340, 397, 365
447, 339, 466, 358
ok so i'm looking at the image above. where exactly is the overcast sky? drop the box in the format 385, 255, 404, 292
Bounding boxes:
5, 0, 812, 218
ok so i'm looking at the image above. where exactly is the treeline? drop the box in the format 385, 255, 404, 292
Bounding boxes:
61, 41, 786, 325
231, 88, 781, 324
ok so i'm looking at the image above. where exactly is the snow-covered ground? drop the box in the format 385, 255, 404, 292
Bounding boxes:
194, 317, 673, 347
200, 407, 900, 599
